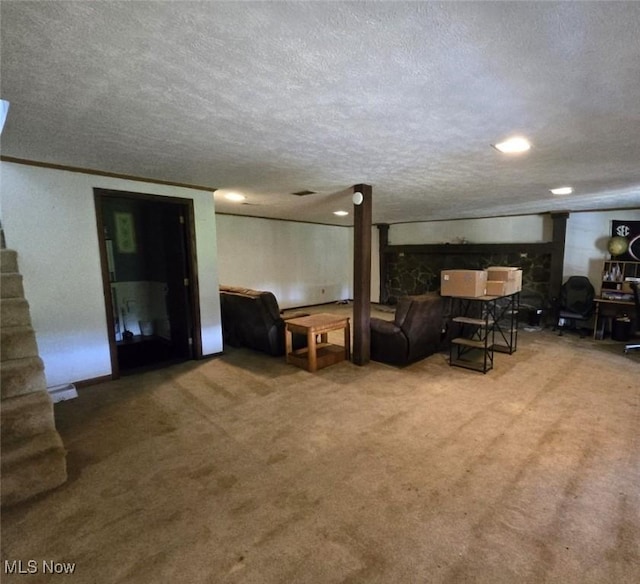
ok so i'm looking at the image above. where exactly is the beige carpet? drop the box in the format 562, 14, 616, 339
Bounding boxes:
2, 309, 639, 583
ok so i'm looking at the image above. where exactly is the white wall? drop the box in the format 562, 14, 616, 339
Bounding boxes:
388, 214, 552, 245
564, 209, 640, 291
0, 162, 222, 387
216, 214, 353, 309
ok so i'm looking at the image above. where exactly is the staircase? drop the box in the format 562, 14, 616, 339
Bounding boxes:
1, 231, 67, 506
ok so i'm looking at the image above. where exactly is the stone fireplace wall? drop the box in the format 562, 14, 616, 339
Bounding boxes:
384, 248, 551, 310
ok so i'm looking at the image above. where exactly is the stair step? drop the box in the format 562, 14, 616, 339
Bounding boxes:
1, 391, 56, 444
0, 243, 68, 506
1, 298, 32, 327
1, 272, 24, 299
1, 356, 46, 399
0, 243, 67, 506
1, 326, 39, 361
1, 430, 67, 507
1, 249, 18, 273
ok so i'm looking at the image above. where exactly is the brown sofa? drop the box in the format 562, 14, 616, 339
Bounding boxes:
219, 286, 307, 356
370, 293, 446, 365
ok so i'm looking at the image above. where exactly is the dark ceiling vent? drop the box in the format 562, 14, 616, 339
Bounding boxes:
291, 190, 317, 196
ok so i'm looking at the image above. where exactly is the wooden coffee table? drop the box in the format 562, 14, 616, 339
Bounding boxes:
285, 313, 351, 372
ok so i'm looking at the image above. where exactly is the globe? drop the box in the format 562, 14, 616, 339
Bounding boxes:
607, 236, 629, 257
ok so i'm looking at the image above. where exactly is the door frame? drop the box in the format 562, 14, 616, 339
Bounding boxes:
94, 188, 202, 378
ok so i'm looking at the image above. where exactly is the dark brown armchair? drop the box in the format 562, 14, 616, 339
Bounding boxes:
370, 294, 445, 365
219, 286, 307, 356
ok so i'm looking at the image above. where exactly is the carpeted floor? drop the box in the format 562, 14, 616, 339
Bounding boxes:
2, 307, 639, 583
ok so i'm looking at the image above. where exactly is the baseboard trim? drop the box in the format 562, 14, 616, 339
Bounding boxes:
198, 351, 225, 360
65, 356, 223, 389
48, 383, 79, 403
73, 374, 113, 388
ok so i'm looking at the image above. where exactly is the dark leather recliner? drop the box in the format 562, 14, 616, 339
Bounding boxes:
219, 286, 306, 356
553, 275, 595, 338
370, 293, 445, 365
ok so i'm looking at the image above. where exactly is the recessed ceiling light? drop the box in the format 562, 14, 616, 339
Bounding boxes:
224, 192, 246, 202
492, 136, 531, 154
550, 186, 573, 195
333, 210, 349, 216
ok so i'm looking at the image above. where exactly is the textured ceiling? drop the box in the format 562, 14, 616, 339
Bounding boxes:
2, 1, 640, 225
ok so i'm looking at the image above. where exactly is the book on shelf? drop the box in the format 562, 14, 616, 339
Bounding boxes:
601, 290, 634, 302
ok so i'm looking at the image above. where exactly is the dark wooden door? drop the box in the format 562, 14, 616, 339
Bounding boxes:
163, 206, 193, 360
94, 188, 201, 378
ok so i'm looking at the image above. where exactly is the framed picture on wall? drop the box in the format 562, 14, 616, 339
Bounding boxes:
114, 212, 137, 253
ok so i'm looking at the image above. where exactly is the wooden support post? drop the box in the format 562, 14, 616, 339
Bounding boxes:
549, 211, 570, 307
376, 223, 389, 305
353, 184, 372, 366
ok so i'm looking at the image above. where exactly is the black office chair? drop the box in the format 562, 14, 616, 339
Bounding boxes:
554, 276, 595, 338
624, 282, 640, 353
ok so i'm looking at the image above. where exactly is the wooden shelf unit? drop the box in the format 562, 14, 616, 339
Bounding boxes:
448, 299, 496, 374
447, 292, 520, 373
600, 260, 640, 298
489, 295, 520, 355
593, 259, 639, 339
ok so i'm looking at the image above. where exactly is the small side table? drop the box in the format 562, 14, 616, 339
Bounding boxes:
285, 313, 351, 372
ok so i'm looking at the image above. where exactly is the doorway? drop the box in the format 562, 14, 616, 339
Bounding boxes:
94, 189, 202, 377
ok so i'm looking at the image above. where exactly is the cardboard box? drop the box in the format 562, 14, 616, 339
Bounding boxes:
440, 270, 487, 297
486, 267, 522, 295
486, 280, 508, 297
